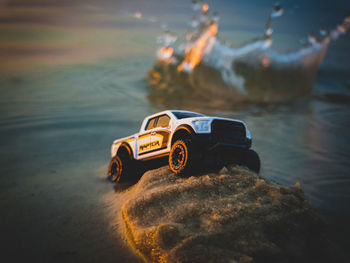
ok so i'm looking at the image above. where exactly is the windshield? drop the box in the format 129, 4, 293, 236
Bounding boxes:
172, 111, 205, 119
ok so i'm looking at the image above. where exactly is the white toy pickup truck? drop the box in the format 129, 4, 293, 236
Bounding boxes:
108, 110, 260, 182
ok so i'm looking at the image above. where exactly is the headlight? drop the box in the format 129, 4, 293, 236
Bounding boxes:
192, 119, 210, 133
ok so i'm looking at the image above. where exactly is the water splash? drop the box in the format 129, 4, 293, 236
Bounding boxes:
265, 3, 283, 38
177, 0, 218, 72
149, 2, 350, 105
156, 30, 177, 63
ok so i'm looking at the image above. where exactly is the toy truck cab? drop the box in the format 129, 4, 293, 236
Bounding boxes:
108, 110, 260, 182
136, 112, 174, 160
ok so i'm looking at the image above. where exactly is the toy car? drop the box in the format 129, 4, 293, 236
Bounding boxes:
108, 110, 260, 182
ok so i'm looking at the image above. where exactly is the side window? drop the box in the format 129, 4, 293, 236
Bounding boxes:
145, 117, 157, 130
157, 115, 170, 128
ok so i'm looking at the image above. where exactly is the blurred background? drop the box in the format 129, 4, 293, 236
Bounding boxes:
0, 0, 349, 262
1, 0, 350, 70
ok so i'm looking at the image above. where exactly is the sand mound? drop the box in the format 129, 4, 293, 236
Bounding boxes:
121, 166, 330, 263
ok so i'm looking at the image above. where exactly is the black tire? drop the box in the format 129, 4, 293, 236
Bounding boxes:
169, 140, 194, 175
108, 153, 134, 183
240, 149, 261, 173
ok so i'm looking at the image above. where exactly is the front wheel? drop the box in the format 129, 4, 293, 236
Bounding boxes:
169, 140, 193, 174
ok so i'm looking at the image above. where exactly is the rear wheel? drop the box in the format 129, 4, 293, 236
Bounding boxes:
169, 140, 193, 174
242, 149, 260, 173
233, 149, 260, 173
224, 149, 260, 173
108, 155, 123, 182
108, 153, 134, 182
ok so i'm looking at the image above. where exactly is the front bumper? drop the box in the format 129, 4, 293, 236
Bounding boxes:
192, 134, 252, 152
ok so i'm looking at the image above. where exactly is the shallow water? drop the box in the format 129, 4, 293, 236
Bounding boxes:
1, 0, 350, 261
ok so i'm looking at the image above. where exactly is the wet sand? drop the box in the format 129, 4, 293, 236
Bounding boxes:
0, 162, 143, 262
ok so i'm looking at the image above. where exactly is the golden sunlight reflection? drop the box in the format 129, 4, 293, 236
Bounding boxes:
157, 46, 174, 62
134, 12, 142, 19
261, 56, 270, 68
177, 22, 217, 72
177, 2, 218, 72
202, 3, 209, 13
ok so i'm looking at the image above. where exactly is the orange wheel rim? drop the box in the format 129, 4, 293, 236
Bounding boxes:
170, 142, 188, 171
109, 158, 122, 181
